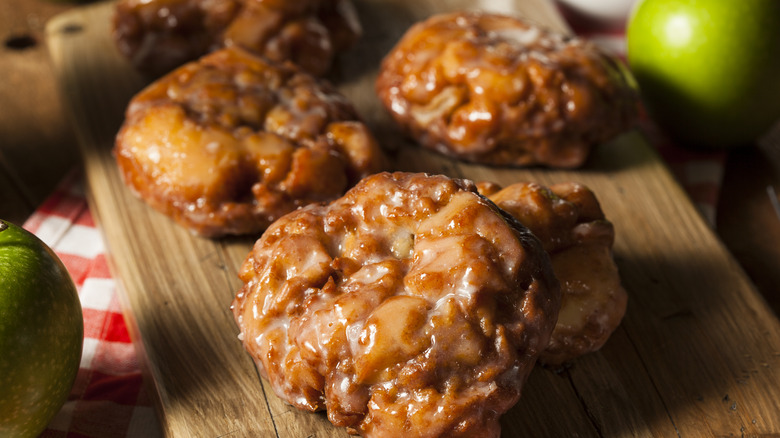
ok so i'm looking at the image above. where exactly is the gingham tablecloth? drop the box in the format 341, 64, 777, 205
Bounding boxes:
24, 172, 161, 438
27, 9, 724, 437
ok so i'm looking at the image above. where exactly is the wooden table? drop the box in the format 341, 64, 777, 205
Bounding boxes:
0, 0, 80, 224
3, 1, 780, 436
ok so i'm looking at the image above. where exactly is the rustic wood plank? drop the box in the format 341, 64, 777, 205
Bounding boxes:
0, 0, 80, 217
45, 5, 279, 437
46, 0, 780, 436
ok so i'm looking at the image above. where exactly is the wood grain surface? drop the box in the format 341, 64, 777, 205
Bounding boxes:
0, 0, 80, 225
46, 1, 780, 436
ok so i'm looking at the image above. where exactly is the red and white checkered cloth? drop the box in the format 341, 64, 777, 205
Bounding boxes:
23, 171, 162, 438
24, 7, 725, 437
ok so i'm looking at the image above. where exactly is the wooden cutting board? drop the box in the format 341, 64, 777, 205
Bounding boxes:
46, 0, 780, 436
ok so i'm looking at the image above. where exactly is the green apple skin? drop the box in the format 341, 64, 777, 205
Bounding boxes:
0, 220, 83, 438
627, 0, 780, 148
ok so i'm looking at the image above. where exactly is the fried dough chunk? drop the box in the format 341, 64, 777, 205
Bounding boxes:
112, 0, 361, 76
114, 47, 385, 237
232, 172, 560, 437
376, 11, 638, 168
479, 181, 627, 365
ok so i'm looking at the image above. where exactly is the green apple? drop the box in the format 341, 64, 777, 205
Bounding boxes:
0, 220, 83, 438
627, 0, 780, 148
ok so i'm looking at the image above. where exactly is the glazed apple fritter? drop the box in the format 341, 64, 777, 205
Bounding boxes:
376, 11, 638, 168
479, 181, 627, 365
114, 47, 386, 237
232, 172, 560, 437
113, 0, 361, 76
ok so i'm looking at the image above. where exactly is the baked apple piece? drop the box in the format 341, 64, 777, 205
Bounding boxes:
112, 0, 361, 77
114, 47, 385, 237
376, 11, 638, 168
479, 181, 627, 365
232, 172, 560, 437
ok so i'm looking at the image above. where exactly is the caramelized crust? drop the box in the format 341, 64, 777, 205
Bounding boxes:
114, 47, 385, 237
376, 11, 638, 168
112, 0, 361, 77
481, 181, 627, 365
232, 172, 560, 437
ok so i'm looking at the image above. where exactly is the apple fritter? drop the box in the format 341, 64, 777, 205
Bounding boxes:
376, 11, 638, 168
232, 172, 560, 437
480, 181, 627, 365
114, 47, 385, 237
112, 0, 361, 77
